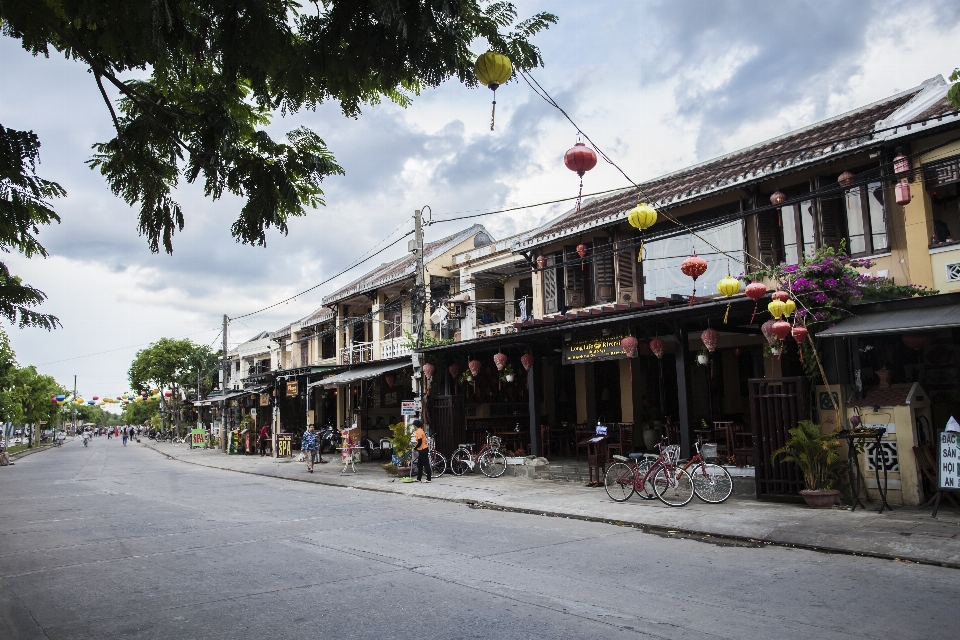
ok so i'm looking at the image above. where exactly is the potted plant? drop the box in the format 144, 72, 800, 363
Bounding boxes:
500, 364, 515, 383
382, 422, 413, 476
771, 420, 844, 508
696, 346, 709, 366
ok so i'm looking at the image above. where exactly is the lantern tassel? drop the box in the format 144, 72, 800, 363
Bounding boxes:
637, 234, 644, 263
689, 281, 697, 306
490, 92, 497, 131
750, 303, 758, 324
723, 303, 731, 324
576, 176, 583, 213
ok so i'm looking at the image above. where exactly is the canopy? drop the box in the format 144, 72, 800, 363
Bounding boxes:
817, 304, 960, 337
306, 361, 410, 389
194, 389, 254, 407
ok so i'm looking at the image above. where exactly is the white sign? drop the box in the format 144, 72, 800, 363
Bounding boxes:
401, 401, 417, 417
939, 432, 960, 490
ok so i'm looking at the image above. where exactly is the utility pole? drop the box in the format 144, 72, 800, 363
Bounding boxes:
71, 375, 77, 434
221, 314, 229, 451
412, 208, 425, 425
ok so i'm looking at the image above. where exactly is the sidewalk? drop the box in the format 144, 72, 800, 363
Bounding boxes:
142, 441, 960, 568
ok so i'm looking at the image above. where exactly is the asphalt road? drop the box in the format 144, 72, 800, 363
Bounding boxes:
1, 438, 955, 640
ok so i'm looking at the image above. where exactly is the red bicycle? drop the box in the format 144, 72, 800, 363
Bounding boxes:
604, 437, 694, 507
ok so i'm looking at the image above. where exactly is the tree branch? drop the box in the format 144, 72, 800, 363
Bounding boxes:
94, 71, 123, 139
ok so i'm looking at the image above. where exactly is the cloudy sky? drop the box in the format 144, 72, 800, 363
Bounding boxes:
1, 0, 957, 398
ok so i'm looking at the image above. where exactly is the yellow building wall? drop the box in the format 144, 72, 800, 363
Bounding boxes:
930, 245, 960, 293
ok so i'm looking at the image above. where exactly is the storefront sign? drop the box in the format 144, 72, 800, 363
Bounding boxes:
939, 431, 960, 489
285, 380, 299, 396
190, 428, 206, 449
401, 401, 417, 416
277, 433, 293, 458
259, 393, 270, 406
562, 332, 630, 364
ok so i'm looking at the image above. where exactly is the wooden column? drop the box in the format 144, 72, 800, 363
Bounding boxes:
673, 324, 694, 459
527, 354, 540, 457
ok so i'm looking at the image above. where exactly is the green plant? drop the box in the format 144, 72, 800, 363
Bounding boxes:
771, 420, 844, 491
388, 422, 412, 460
402, 330, 454, 350
499, 364, 515, 381
696, 346, 710, 366
381, 462, 398, 476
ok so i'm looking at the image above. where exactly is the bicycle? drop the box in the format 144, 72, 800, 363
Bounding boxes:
450, 433, 506, 478
684, 438, 734, 503
603, 437, 694, 507
427, 437, 446, 478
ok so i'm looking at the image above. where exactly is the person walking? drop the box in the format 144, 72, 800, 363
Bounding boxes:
121, 426, 128, 446
413, 419, 431, 483
302, 425, 319, 473
259, 424, 270, 456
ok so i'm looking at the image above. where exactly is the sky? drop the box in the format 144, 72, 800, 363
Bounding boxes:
1, 0, 958, 399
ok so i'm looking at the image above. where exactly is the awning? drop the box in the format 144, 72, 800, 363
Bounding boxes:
195, 389, 256, 406
817, 304, 960, 337
306, 361, 410, 389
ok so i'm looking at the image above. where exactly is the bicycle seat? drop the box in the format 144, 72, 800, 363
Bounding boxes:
458, 443, 475, 448
612, 454, 628, 462
628, 452, 645, 459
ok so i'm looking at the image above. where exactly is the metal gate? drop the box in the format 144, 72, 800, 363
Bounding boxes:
748, 377, 810, 502
429, 395, 465, 457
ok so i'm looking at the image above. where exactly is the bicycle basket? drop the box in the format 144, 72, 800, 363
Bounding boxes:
701, 443, 718, 459
663, 444, 681, 464
487, 435, 501, 450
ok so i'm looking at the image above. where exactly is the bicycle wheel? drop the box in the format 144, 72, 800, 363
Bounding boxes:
690, 463, 733, 503
652, 467, 694, 507
634, 459, 658, 500
479, 451, 507, 478
450, 449, 470, 475
430, 451, 447, 478
603, 462, 636, 502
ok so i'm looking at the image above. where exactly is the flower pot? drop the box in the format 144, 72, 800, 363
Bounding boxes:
397, 466, 412, 477
697, 354, 709, 366
800, 489, 839, 508
505, 374, 515, 382
643, 426, 660, 451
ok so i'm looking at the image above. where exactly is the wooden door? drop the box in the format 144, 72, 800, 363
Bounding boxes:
429, 395, 465, 457
563, 245, 585, 308
748, 377, 810, 502
543, 254, 559, 315
614, 232, 639, 303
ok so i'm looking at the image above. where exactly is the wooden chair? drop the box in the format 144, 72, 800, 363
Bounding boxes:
665, 422, 680, 446
540, 424, 552, 458
575, 424, 593, 461
606, 423, 634, 461
914, 445, 960, 508
713, 421, 733, 461
731, 423, 753, 467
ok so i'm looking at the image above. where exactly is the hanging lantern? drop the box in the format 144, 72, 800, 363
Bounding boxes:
745, 280, 767, 323
564, 141, 598, 212
493, 352, 508, 371
717, 274, 741, 324
536, 255, 547, 270
680, 252, 708, 305
448, 363, 460, 380
893, 153, 910, 175
791, 325, 808, 345
895, 181, 911, 205
783, 298, 796, 318
87, 401, 95, 406
474, 51, 512, 131
92, 396, 99, 401
770, 190, 786, 205
56, 395, 65, 401
520, 353, 534, 372
701, 328, 719, 353
51, 396, 58, 404
620, 336, 638, 358
772, 320, 792, 341
164, 391, 173, 398
422, 363, 435, 381
772, 290, 789, 302
838, 171, 855, 188
902, 334, 932, 350
627, 202, 657, 262
767, 299, 785, 319
468, 359, 481, 377
761, 319, 778, 346
576, 243, 588, 270
384, 373, 395, 389
649, 337, 665, 359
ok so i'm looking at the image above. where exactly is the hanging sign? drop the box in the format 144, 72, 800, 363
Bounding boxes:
190, 428, 206, 449
401, 401, 417, 417
939, 431, 960, 489
260, 394, 271, 407
562, 331, 630, 364
286, 380, 299, 396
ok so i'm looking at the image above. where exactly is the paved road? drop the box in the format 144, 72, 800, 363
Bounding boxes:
1, 438, 955, 639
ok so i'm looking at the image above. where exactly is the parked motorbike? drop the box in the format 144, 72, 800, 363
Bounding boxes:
318, 424, 341, 453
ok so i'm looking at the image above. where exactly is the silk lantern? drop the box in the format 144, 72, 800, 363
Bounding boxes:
746, 280, 767, 323
520, 353, 534, 372
620, 336, 638, 358
422, 363, 435, 380
627, 202, 657, 262
493, 352, 508, 371
680, 252, 708, 305
770, 190, 786, 205
761, 319, 778, 346
717, 274, 741, 323
576, 243, 587, 270
767, 299, 785, 319
895, 181, 911, 205
474, 51, 512, 130
791, 325, 808, 345
564, 141, 598, 212
384, 373, 395, 389
838, 171, 855, 188
701, 328, 719, 353
772, 320, 792, 341
536, 255, 546, 269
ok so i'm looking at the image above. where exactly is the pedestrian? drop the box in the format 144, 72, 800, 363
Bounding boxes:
413, 419, 431, 483
302, 425, 319, 473
259, 424, 270, 456
122, 426, 128, 446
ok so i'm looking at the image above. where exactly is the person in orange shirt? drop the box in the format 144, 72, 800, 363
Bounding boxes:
413, 419, 431, 483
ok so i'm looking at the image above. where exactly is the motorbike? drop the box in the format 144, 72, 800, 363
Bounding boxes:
318, 424, 341, 453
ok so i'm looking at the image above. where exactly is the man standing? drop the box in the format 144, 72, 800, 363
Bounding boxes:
121, 426, 128, 446
259, 424, 270, 456
413, 419, 431, 483
302, 425, 319, 473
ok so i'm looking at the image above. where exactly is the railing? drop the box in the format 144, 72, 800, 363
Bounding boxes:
380, 338, 412, 360
339, 342, 373, 365
472, 321, 517, 340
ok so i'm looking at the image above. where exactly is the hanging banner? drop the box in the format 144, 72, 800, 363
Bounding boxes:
562, 331, 630, 364
190, 428, 206, 449
286, 380, 299, 396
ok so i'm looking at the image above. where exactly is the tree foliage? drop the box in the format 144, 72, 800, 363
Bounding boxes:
950, 67, 960, 110
128, 337, 220, 394
1, 0, 556, 254
121, 397, 160, 426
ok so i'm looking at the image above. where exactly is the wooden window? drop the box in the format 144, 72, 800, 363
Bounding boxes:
542, 254, 559, 315
756, 210, 783, 267
614, 232, 639, 303
563, 245, 585, 308
384, 309, 402, 340
593, 237, 615, 303
321, 333, 336, 359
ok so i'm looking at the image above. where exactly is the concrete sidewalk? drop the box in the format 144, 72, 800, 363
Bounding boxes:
142, 441, 960, 568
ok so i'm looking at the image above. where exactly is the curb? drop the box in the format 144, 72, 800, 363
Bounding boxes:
140, 443, 960, 570
8, 443, 57, 461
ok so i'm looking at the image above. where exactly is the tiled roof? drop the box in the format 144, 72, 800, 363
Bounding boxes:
299, 306, 334, 328
517, 77, 958, 250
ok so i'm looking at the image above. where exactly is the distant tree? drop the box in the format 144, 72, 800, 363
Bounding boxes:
0, 327, 20, 421
121, 397, 160, 426
950, 68, 960, 109
8, 365, 64, 435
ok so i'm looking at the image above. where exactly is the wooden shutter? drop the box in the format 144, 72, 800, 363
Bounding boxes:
543, 255, 559, 315
614, 233, 639, 303
593, 237, 615, 303
563, 245, 585, 308
818, 196, 845, 251
755, 211, 780, 268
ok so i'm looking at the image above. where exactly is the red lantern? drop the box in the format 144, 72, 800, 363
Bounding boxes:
92, 396, 99, 401
468, 360, 481, 377
384, 373, 395, 388
772, 290, 789, 303
51, 396, 58, 404
681, 252, 708, 304
620, 336, 638, 358
164, 391, 173, 397
701, 328, 719, 353
838, 171, 855, 188
536, 255, 546, 269
493, 352, 508, 371
649, 338, 664, 359
520, 353, 534, 371
448, 363, 460, 379
772, 320, 791, 341
422, 363, 435, 380
564, 141, 598, 212
576, 243, 587, 270
895, 181, 911, 205
745, 280, 766, 323
791, 325, 808, 345
770, 190, 786, 205
902, 334, 932, 351
761, 319, 777, 346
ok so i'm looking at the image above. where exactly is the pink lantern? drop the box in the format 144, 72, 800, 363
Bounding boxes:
746, 280, 767, 323
772, 320, 792, 341
536, 255, 546, 269
649, 337, 665, 359
92, 396, 99, 400
772, 290, 789, 303
701, 328, 719, 353
448, 363, 460, 379
493, 353, 508, 371
791, 325, 808, 345
468, 359, 481, 377
893, 153, 910, 175
422, 363, 435, 380
520, 353, 534, 371
895, 181, 911, 205
761, 319, 778, 346
384, 373, 395, 388
770, 190, 786, 205
620, 336, 638, 358
164, 391, 173, 397
838, 171, 855, 188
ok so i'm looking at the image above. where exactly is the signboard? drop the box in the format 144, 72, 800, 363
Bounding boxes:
190, 428, 206, 449
939, 431, 960, 489
286, 380, 299, 396
401, 401, 417, 416
277, 433, 293, 458
595, 425, 608, 436
562, 332, 629, 364
259, 393, 270, 406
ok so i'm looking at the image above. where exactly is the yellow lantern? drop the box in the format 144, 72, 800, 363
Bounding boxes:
626, 202, 658, 263
768, 299, 785, 319
783, 299, 796, 318
717, 276, 741, 298
474, 51, 512, 130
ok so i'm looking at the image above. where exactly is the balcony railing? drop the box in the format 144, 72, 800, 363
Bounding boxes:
339, 342, 373, 365
472, 321, 517, 340
380, 338, 412, 360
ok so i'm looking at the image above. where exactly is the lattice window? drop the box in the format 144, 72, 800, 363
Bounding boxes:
946, 262, 960, 282
866, 441, 899, 473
